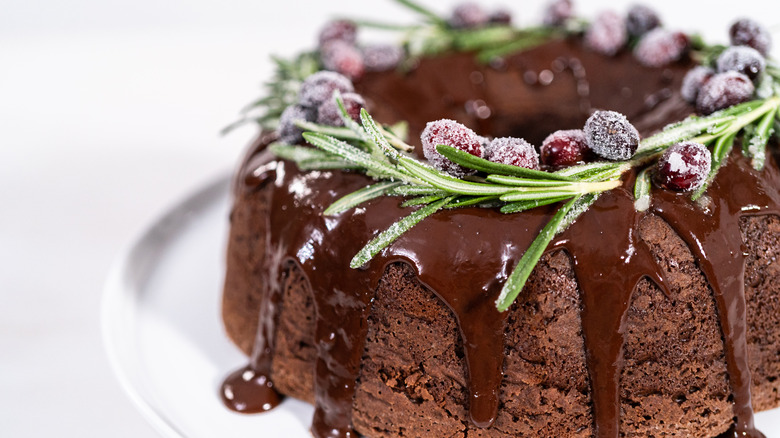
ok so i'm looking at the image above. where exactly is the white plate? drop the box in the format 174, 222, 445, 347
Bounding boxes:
103, 175, 780, 438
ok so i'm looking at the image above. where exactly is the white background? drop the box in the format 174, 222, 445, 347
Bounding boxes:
1, 0, 778, 436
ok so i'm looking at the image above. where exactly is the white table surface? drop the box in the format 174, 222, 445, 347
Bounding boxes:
1, 0, 777, 436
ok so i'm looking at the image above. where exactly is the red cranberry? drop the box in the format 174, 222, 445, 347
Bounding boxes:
450, 3, 489, 29
542, 0, 573, 27
540, 129, 590, 167
279, 104, 316, 144
681, 66, 714, 103
584, 110, 640, 161
696, 71, 755, 115
585, 11, 628, 56
716, 46, 766, 82
730, 18, 772, 56
634, 29, 689, 68
321, 40, 365, 81
421, 119, 484, 177
318, 20, 358, 47
298, 71, 354, 108
316, 92, 365, 127
486, 137, 540, 169
362, 44, 404, 72
489, 9, 513, 25
626, 4, 661, 38
655, 141, 711, 191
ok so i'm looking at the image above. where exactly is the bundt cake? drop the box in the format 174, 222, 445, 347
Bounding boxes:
219, 1, 780, 437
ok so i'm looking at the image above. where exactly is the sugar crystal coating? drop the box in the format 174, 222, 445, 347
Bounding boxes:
696, 71, 755, 115
299, 71, 355, 108
317, 92, 366, 127
318, 20, 358, 47
321, 40, 365, 81
634, 29, 689, 68
730, 18, 772, 56
542, 0, 573, 27
540, 129, 590, 167
585, 11, 628, 56
421, 119, 483, 177
626, 4, 661, 37
584, 110, 640, 160
486, 137, 540, 169
363, 44, 405, 72
716, 45, 766, 81
450, 3, 489, 29
681, 66, 714, 103
279, 104, 316, 144
655, 141, 712, 191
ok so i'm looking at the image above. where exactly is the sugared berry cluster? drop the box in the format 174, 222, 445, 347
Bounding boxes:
421, 109, 643, 176
680, 18, 771, 114
317, 20, 404, 80
564, 3, 689, 68
279, 71, 366, 144
448, 2, 513, 29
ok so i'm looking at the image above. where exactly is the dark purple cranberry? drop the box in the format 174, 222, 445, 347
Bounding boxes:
540, 129, 590, 167
488, 9, 513, 25
316, 92, 365, 127
362, 44, 405, 72
680, 66, 714, 103
626, 4, 661, 38
542, 0, 573, 27
634, 29, 689, 68
716, 46, 766, 82
450, 3, 489, 29
320, 40, 365, 81
730, 18, 772, 56
486, 137, 540, 169
584, 110, 640, 160
298, 71, 354, 108
655, 141, 712, 191
421, 119, 484, 177
279, 104, 316, 144
696, 71, 755, 115
585, 11, 628, 56
318, 20, 358, 47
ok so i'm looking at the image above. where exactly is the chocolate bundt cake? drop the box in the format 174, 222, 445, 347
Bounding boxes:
219, 2, 780, 437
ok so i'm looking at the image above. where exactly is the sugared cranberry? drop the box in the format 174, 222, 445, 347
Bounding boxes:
542, 0, 573, 27
634, 29, 689, 68
584, 110, 640, 160
321, 40, 365, 81
489, 9, 513, 25
626, 5, 661, 38
681, 66, 714, 103
540, 129, 590, 167
585, 11, 628, 56
696, 71, 755, 115
298, 71, 354, 108
486, 137, 540, 169
655, 141, 712, 191
716, 46, 766, 82
317, 92, 365, 127
279, 104, 316, 144
318, 20, 358, 47
421, 119, 484, 177
450, 3, 489, 29
730, 18, 772, 56
363, 44, 405, 72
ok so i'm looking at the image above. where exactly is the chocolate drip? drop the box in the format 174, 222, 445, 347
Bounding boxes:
221, 38, 777, 437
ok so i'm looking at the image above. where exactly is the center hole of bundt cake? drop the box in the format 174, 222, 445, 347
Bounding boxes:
356, 39, 687, 149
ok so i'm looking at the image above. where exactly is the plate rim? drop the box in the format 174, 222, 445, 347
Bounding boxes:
101, 173, 231, 438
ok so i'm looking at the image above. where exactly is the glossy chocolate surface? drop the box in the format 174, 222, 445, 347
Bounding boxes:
221, 38, 776, 437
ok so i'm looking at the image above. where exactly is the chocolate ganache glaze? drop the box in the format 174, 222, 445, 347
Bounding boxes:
221, 38, 778, 437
